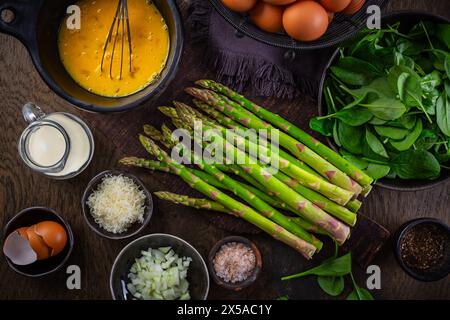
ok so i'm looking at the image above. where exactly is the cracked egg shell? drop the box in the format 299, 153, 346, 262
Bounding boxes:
26, 226, 51, 260
3, 231, 37, 266
34, 221, 68, 256
16, 227, 29, 240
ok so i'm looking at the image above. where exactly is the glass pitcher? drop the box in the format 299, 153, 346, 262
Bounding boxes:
18, 103, 95, 180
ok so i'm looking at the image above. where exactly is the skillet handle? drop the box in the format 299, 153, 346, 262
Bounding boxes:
0, 0, 38, 43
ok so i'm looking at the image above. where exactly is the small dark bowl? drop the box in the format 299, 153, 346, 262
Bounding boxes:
394, 218, 450, 282
81, 170, 153, 240
208, 236, 262, 291
2, 206, 74, 277
318, 11, 450, 191
110, 233, 210, 300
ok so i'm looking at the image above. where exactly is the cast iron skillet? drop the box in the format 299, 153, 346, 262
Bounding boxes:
0, 0, 183, 113
318, 11, 450, 191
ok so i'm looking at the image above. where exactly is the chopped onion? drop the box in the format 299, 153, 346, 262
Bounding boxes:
127, 247, 192, 300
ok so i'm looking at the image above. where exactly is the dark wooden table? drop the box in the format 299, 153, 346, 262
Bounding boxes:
0, 0, 449, 300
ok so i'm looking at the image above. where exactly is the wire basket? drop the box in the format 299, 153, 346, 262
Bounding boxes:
210, 0, 390, 50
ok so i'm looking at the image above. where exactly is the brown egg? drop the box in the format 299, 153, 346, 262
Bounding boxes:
320, 0, 351, 12
250, 2, 284, 33
221, 0, 257, 12
16, 227, 29, 240
343, 0, 366, 14
26, 227, 51, 260
34, 221, 68, 256
262, 0, 296, 5
283, 1, 329, 41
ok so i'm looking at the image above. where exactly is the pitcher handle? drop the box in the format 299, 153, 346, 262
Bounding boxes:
22, 103, 46, 124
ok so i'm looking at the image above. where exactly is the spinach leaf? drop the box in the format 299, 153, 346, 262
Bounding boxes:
420, 71, 442, 93
369, 117, 388, 125
391, 150, 441, 179
318, 107, 373, 126
446, 80, 450, 99
394, 51, 414, 69
309, 117, 334, 137
341, 150, 370, 170
386, 114, 417, 129
366, 129, 389, 158
436, 92, 450, 137
396, 38, 425, 56
338, 122, 364, 154
333, 121, 342, 147
318, 275, 345, 297
390, 118, 423, 151
331, 57, 381, 86
415, 129, 439, 151
281, 253, 352, 280
346, 274, 374, 300
317, 243, 345, 297
445, 55, 450, 80
374, 125, 409, 140
436, 24, 450, 50
365, 163, 391, 179
359, 97, 407, 120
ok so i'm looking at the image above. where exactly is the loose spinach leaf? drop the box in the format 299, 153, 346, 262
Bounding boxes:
366, 129, 389, 158
346, 274, 374, 301
374, 125, 409, 140
391, 150, 441, 179
309, 117, 334, 137
281, 253, 352, 280
390, 118, 423, 151
276, 295, 289, 300
436, 92, 450, 137
318, 275, 345, 297
338, 122, 364, 154
317, 243, 345, 297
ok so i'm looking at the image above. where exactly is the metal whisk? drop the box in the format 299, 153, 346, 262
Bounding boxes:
100, 0, 132, 80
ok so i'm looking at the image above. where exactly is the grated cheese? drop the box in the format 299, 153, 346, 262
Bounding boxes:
87, 174, 147, 234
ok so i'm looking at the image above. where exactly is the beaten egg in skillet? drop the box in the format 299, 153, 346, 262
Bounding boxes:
58, 0, 170, 98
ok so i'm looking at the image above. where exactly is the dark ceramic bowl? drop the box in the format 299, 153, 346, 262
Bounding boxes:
318, 11, 450, 191
208, 236, 262, 291
81, 170, 153, 240
0, 0, 183, 113
2, 207, 74, 277
110, 233, 210, 300
394, 218, 450, 282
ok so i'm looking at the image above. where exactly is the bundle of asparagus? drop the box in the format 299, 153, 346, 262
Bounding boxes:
120, 80, 375, 259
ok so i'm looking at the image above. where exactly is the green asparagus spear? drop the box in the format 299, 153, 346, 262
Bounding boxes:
196, 80, 374, 187
185, 87, 362, 196
177, 108, 350, 244
139, 135, 317, 259
154, 191, 229, 213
